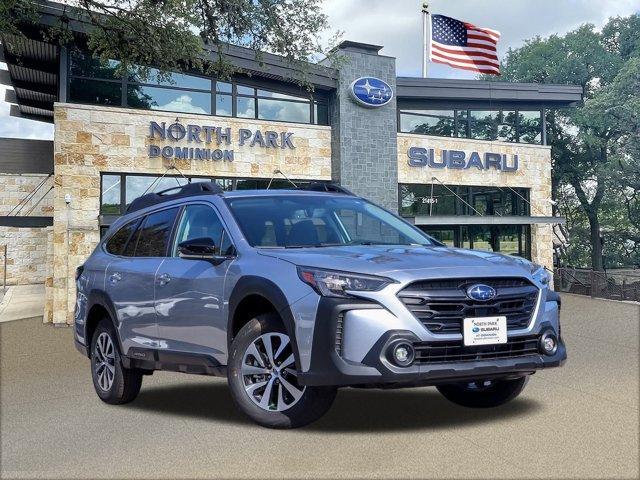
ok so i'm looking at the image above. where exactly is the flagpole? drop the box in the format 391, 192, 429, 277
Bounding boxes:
422, 2, 430, 77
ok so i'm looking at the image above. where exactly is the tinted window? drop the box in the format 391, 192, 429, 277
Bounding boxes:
173, 205, 226, 256
69, 78, 122, 106
133, 208, 179, 257
101, 174, 121, 214
105, 219, 138, 255
127, 86, 211, 114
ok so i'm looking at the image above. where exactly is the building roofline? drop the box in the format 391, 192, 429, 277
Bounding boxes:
396, 77, 583, 107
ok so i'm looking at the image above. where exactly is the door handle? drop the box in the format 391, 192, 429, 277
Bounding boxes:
157, 273, 171, 286
109, 272, 122, 284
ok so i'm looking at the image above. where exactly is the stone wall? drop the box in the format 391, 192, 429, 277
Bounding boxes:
0, 173, 53, 286
397, 134, 554, 270
325, 48, 398, 211
49, 103, 332, 324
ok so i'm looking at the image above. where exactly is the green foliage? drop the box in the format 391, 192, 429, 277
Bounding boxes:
485, 15, 640, 269
2, 0, 334, 88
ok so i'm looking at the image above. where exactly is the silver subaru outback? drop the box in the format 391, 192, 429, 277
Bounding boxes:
74, 181, 565, 428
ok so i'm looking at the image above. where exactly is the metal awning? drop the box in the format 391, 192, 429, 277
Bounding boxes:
412, 215, 566, 226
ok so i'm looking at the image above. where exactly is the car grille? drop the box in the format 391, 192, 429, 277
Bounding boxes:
414, 335, 540, 364
398, 277, 539, 335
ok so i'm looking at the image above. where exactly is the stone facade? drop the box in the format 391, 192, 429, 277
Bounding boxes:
48, 103, 332, 324
324, 47, 398, 211
0, 173, 53, 286
397, 133, 554, 270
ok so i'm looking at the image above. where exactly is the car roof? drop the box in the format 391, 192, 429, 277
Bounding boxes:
221, 189, 354, 199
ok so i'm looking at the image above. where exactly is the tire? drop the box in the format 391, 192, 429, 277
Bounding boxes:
90, 319, 142, 405
436, 376, 529, 408
227, 313, 337, 428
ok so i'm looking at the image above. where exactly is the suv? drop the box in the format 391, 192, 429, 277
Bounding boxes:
74, 181, 565, 428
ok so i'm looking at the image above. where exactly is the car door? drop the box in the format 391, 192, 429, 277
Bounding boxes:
154, 202, 234, 361
106, 207, 180, 355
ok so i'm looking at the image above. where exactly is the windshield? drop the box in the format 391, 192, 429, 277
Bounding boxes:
226, 195, 435, 248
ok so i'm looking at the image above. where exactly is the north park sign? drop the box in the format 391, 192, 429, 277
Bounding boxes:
148, 120, 295, 162
407, 147, 519, 172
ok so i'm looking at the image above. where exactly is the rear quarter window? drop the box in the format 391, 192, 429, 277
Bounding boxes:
105, 218, 139, 255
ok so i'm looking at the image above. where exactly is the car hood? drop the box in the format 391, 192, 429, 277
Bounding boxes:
258, 245, 535, 281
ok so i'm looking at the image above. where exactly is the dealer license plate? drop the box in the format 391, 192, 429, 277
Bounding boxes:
463, 316, 507, 346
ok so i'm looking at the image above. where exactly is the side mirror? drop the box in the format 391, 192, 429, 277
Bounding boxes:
178, 237, 226, 265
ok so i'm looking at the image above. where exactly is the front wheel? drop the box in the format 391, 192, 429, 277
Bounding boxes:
436, 376, 529, 408
227, 314, 337, 428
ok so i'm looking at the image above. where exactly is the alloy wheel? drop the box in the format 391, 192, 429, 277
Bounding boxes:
241, 332, 306, 412
94, 332, 116, 391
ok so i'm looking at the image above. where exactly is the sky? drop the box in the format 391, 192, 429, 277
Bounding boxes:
1, 0, 639, 141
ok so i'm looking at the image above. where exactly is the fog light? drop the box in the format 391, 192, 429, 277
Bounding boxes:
540, 332, 558, 356
392, 342, 414, 367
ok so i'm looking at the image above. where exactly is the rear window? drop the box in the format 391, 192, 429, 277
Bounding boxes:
129, 208, 179, 257
105, 219, 139, 255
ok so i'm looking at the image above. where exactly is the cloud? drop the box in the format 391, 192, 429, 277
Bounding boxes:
321, 0, 640, 78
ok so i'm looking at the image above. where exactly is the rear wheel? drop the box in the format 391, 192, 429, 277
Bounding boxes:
90, 320, 142, 405
227, 313, 336, 428
436, 376, 529, 408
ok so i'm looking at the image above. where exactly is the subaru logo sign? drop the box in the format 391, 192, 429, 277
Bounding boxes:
349, 77, 393, 107
466, 284, 497, 302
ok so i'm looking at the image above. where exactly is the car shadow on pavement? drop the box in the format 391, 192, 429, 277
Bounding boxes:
126, 381, 542, 432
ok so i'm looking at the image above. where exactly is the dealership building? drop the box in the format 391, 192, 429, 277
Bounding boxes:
0, 1, 582, 324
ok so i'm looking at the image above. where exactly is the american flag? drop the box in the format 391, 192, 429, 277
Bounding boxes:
429, 14, 501, 75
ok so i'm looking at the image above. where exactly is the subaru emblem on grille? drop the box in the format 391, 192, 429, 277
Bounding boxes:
466, 284, 496, 302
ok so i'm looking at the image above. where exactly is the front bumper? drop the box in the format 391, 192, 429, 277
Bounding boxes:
297, 297, 566, 387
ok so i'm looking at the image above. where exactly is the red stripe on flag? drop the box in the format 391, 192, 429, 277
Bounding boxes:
431, 51, 500, 69
467, 33, 498, 44
431, 56, 500, 75
432, 43, 498, 61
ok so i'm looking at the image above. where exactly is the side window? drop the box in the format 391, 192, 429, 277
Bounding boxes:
105, 218, 139, 255
173, 204, 226, 256
220, 231, 235, 256
133, 208, 179, 257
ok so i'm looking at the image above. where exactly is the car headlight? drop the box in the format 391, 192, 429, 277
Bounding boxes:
297, 267, 393, 298
531, 264, 551, 286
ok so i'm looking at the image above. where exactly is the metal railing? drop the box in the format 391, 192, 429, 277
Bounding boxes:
1, 244, 6, 296
554, 267, 640, 302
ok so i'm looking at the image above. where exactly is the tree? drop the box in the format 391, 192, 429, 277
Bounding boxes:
1, 0, 333, 86
487, 16, 640, 270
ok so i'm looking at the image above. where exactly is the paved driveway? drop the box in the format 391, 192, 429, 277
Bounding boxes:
1, 294, 638, 479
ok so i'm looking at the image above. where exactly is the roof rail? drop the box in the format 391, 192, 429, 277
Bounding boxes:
299, 182, 355, 195
126, 181, 223, 213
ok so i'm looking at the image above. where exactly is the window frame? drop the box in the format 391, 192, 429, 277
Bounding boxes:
171, 202, 236, 258
67, 48, 329, 125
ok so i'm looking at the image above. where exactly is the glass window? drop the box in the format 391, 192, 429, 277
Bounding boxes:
236, 96, 255, 118
70, 49, 121, 79
497, 111, 517, 142
226, 195, 433, 248
455, 110, 469, 137
220, 231, 235, 256
101, 175, 121, 214
258, 98, 310, 123
215, 93, 232, 116
470, 110, 498, 140
400, 110, 455, 136
237, 85, 255, 95
132, 208, 179, 257
105, 218, 139, 255
127, 85, 211, 114
173, 204, 225, 256
518, 111, 542, 144
314, 102, 329, 125
128, 66, 210, 90
257, 89, 306, 101
216, 81, 232, 93
69, 78, 122, 106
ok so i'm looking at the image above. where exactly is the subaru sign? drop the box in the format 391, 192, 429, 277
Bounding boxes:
466, 284, 497, 302
349, 77, 393, 107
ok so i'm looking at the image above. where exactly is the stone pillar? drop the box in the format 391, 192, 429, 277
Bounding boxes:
323, 41, 398, 211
